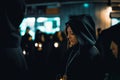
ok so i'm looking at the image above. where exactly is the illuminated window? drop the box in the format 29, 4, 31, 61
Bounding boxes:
36, 17, 60, 34
19, 17, 60, 40
19, 17, 35, 40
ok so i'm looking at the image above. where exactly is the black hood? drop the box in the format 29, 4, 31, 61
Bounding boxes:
65, 14, 96, 47
0, 0, 25, 47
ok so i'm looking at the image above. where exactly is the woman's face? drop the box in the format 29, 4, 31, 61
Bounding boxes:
67, 26, 78, 47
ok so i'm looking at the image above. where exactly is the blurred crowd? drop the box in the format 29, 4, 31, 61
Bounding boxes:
21, 27, 68, 80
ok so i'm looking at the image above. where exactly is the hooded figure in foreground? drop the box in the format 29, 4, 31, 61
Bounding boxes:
61, 14, 104, 80
0, 0, 28, 80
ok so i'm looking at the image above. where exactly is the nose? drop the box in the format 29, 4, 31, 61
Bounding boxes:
67, 34, 71, 40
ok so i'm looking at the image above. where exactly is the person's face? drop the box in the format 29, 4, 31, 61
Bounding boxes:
67, 26, 78, 47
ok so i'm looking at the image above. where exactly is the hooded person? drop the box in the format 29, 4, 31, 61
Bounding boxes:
0, 0, 28, 80
61, 14, 104, 80
95, 22, 120, 80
